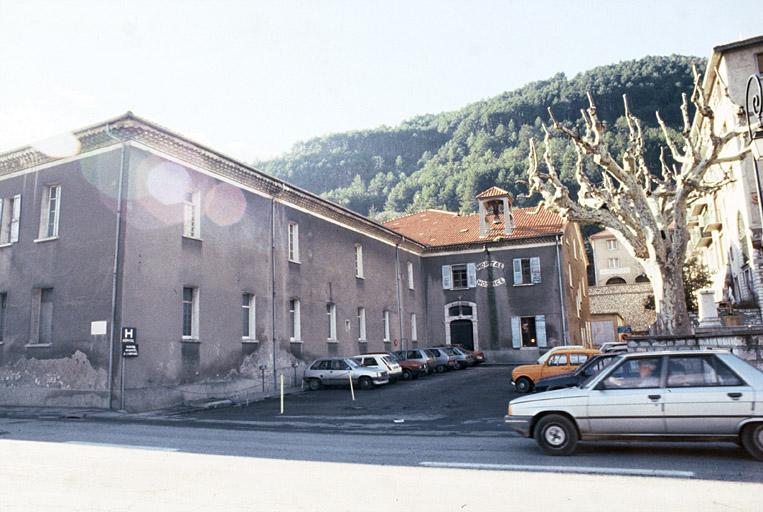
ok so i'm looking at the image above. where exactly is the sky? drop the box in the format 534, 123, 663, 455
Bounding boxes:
0, 0, 760, 163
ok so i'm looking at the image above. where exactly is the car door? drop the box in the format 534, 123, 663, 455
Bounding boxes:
329, 359, 353, 385
540, 353, 570, 379
586, 356, 666, 434
663, 354, 754, 435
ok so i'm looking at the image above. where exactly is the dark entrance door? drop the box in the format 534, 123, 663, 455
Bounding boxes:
450, 320, 474, 350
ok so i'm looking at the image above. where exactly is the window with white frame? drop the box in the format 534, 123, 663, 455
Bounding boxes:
33, 288, 54, 345
407, 262, 414, 290
383, 310, 390, 341
355, 244, 364, 278
242, 293, 255, 340
326, 303, 337, 341
512, 257, 541, 285
0, 195, 21, 245
183, 190, 201, 238
357, 307, 366, 341
182, 287, 199, 339
288, 222, 300, 263
606, 239, 618, 251
410, 313, 417, 341
289, 298, 301, 341
441, 263, 476, 290
607, 257, 619, 269
39, 185, 61, 239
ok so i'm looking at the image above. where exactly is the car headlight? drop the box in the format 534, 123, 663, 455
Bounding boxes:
508, 404, 513, 416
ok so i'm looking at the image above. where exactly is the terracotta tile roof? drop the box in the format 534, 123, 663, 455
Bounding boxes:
384, 207, 565, 248
475, 186, 511, 200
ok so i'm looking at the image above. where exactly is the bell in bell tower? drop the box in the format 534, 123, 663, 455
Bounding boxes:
476, 186, 513, 237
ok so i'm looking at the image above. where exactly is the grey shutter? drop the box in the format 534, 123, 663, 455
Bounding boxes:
10, 195, 21, 242
511, 316, 521, 348
535, 315, 547, 347
467, 263, 477, 288
530, 257, 541, 284
513, 259, 522, 285
442, 265, 452, 290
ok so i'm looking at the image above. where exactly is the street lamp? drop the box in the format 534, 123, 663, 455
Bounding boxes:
745, 73, 763, 229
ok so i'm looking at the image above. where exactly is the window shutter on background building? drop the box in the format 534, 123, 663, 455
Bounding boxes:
513, 259, 522, 284
442, 265, 452, 289
535, 315, 547, 347
530, 257, 541, 283
467, 263, 477, 288
11, 195, 20, 242
511, 316, 521, 348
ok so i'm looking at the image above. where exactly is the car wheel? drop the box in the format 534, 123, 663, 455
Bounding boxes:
307, 379, 321, 391
534, 414, 579, 456
741, 423, 763, 461
358, 377, 373, 390
515, 377, 533, 393
436, 365, 446, 373
402, 369, 413, 381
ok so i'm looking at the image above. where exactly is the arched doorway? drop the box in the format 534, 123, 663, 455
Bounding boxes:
444, 301, 479, 350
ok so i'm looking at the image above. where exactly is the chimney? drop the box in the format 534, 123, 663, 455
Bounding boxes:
476, 186, 513, 237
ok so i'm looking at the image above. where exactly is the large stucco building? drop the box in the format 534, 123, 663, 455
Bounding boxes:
0, 114, 589, 410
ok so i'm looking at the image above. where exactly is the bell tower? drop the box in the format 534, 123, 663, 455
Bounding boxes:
476, 186, 513, 237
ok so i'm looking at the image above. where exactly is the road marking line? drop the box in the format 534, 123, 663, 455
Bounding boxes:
419, 461, 695, 478
66, 441, 178, 452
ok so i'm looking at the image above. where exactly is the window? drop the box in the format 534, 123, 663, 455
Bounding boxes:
289, 299, 301, 341
607, 257, 619, 269
569, 353, 589, 365
547, 354, 568, 366
666, 356, 743, 387
606, 239, 618, 251
357, 307, 366, 341
407, 262, 414, 290
288, 222, 299, 263
31, 288, 54, 345
383, 310, 390, 341
330, 359, 350, 371
311, 360, 329, 370
39, 185, 61, 239
0, 292, 6, 341
326, 303, 337, 341
635, 274, 650, 283
568, 263, 573, 288
410, 313, 417, 341
354, 244, 364, 278
606, 277, 626, 285
0, 195, 21, 245
183, 190, 201, 238
513, 257, 541, 285
441, 263, 476, 289
182, 287, 198, 339
757, 52, 763, 73
511, 315, 547, 348
242, 293, 255, 340
601, 357, 662, 389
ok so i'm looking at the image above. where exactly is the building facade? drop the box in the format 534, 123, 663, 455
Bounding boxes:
0, 115, 589, 410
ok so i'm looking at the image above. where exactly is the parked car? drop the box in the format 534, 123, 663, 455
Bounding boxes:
426, 348, 458, 372
304, 357, 389, 390
536, 345, 585, 365
505, 350, 763, 460
533, 353, 619, 392
388, 351, 429, 379
355, 353, 403, 382
511, 348, 600, 393
599, 341, 628, 353
435, 346, 474, 369
452, 344, 486, 364
395, 349, 436, 376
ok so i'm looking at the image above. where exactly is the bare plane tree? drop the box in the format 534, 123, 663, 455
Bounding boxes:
527, 67, 749, 335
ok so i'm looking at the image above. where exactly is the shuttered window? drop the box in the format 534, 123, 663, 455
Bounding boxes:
442, 263, 477, 289
511, 315, 547, 348
0, 195, 21, 244
513, 257, 541, 285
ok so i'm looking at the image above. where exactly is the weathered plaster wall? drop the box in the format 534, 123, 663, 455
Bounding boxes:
588, 283, 655, 332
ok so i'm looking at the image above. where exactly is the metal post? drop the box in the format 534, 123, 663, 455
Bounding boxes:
119, 354, 125, 411
280, 374, 284, 414
745, 74, 763, 227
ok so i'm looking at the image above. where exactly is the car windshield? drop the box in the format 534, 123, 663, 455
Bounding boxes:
579, 355, 624, 387
346, 359, 360, 368
383, 356, 397, 366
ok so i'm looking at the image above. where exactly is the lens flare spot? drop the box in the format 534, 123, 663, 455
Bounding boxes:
147, 162, 191, 205
33, 132, 81, 158
205, 182, 247, 226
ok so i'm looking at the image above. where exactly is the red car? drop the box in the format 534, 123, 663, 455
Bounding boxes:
393, 349, 433, 377
452, 344, 486, 364
366, 351, 427, 380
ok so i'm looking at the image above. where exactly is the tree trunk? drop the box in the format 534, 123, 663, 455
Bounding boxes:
648, 264, 692, 335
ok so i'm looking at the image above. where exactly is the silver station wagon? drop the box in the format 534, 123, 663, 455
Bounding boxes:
304, 357, 389, 391
505, 350, 763, 460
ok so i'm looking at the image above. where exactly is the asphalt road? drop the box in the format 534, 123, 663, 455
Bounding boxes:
1, 366, 761, 485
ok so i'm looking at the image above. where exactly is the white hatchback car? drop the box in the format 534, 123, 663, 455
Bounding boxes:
505, 350, 763, 460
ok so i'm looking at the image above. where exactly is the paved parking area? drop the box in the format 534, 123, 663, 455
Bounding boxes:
179, 365, 518, 435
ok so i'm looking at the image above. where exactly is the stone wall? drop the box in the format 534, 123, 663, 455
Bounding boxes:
589, 283, 655, 332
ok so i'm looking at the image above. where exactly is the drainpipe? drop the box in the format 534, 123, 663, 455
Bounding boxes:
555, 234, 569, 345
105, 123, 128, 409
395, 239, 404, 350
271, 187, 282, 391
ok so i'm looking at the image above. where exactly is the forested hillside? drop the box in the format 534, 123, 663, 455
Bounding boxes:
257, 55, 705, 218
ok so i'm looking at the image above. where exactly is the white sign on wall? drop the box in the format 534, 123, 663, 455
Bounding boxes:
90, 321, 108, 336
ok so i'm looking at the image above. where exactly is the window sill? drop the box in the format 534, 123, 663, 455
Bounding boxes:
241, 338, 259, 344
34, 236, 58, 244
513, 283, 536, 287
326, 339, 338, 344
182, 235, 203, 242
181, 338, 200, 343
289, 339, 303, 344
357, 339, 368, 343
356, 275, 364, 280
25, 343, 52, 348
0, 242, 15, 249
288, 259, 301, 265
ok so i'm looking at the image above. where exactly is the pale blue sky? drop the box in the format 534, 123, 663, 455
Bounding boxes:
0, 0, 760, 162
